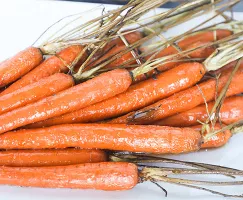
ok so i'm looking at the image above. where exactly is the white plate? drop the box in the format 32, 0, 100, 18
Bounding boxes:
0, 1, 243, 199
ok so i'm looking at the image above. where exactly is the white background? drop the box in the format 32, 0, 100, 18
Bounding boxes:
0, 1, 243, 199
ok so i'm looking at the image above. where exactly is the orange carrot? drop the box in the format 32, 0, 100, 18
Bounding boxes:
0, 162, 138, 190
155, 96, 243, 127
0, 73, 74, 115
0, 149, 107, 167
135, 29, 232, 82
27, 62, 206, 128
0, 124, 202, 154
85, 31, 143, 71
0, 69, 132, 134
110, 63, 243, 124
192, 124, 232, 149
0, 47, 43, 87
1, 45, 85, 96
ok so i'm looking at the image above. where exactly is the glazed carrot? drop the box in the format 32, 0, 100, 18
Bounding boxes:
1, 45, 85, 96
186, 41, 216, 58
0, 124, 202, 154
0, 69, 132, 134
0, 149, 107, 167
135, 29, 232, 82
0, 47, 43, 87
110, 63, 243, 124
192, 124, 232, 149
0, 162, 138, 190
0, 73, 74, 115
85, 31, 143, 71
27, 62, 206, 128
155, 96, 243, 127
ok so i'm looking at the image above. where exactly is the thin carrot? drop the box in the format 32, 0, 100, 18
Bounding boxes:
0, 124, 202, 154
85, 31, 143, 71
135, 40, 217, 83
0, 149, 107, 167
155, 96, 243, 127
0, 73, 74, 115
1, 45, 85, 96
0, 47, 43, 87
135, 29, 232, 82
192, 124, 232, 149
0, 162, 138, 190
0, 69, 132, 134
110, 63, 243, 124
27, 62, 206, 128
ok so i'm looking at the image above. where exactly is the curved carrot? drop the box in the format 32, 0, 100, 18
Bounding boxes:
0, 69, 132, 134
0, 162, 138, 190
0, 149, 107, 167
155, 96, 243, 127
110, 63, 243, 124
0, 73, 74, 115
0, 47, 43, 87
27, 62, 206, 128
1, 45, 84, 96
192, 124, 232, 149
0, 124, 202, 154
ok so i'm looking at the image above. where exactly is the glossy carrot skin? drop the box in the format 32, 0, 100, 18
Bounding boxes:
111, 63, 243, 124
0, 149, 107, 167
0, 73, 74, 115
155, 96, 243, 127
192, 124, 232, 149
27, 62, 205, 128
0, 47, 43, 87
0, 124, 202, 154
0, 162, 138, 190
1, 45, 84, 96
135, 30, 232, 82
0, 69, 132, 134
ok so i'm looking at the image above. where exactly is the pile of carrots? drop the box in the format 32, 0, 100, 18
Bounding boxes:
0, 0, 243, 197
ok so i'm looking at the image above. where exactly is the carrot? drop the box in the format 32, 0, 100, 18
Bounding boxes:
155, 96, 243, 127
0, 124, 202, 154
0, 73, 74, 115
27, 62, 206, 128
134, 29, 232, 82
85, 31, 143, 71
0, 69, 132, 134
193, 124, 232, 149
134, 40, 217, 83
1, 45, 85, 96
0, 149, 107, 167
0, 47, 43, 87
110, 62, 243, 124
0, 162, 138, 190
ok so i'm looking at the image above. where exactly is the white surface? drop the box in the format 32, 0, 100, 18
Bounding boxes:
0, 0, 243, 199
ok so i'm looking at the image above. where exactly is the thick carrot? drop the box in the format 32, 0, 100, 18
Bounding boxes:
110, 63, 243, 124
0, 124, 202, 154
27, 62, 205, 128
0, 47, 43, 87
1, 45, 85, 96
192, 124, 232, 149
135, 29, 232, 82
0, 73, 74, 115
0, 162, 138, 190
0, 149, 107, 167
0, 69, 132, 134
155, 96, 243, 127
